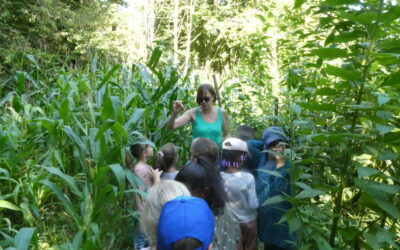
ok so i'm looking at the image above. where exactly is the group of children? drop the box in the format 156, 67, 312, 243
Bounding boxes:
129, 126, 294, 250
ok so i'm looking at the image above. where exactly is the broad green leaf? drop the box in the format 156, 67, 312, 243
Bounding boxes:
14, 228, 37, 250
262, 195, 285, 206
298, 102, 337, 112
325, 64, 362, 80
291, 104, 301, 116
339, 227, 359, 240
310, 48, 347, 59
354, 178, 400, 195
294, 0, 307, 9
376, 111, 393, 120
381, 5, 400, 24
376, 93, 391, 106
375, 124, 394, 135
333, 30, 365, 44
383, 131, 400, 145
376, 200, 400, 220
343, 11, 378, 25
0, 200, 21, 211
295, 181, 312, 190
257, 169, 283, 178
378, 150, 397, 161
323, 0, 359, 5
315, 87, 337, 95
288, 216, 301, 234
357, 167, 379, 178
296, 188, 325, 199
382, 71, 400, 87
44, 167, 82, 198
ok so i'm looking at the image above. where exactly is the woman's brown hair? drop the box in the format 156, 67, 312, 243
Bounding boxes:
196, 84, 216, 105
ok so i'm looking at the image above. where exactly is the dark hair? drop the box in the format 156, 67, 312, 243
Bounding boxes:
221, 150, 247, 169
173, 238, 201, 250
176, 156, 226, 216
196, 84, 216, 105
236, 125, 254, 141
130, 143, 149, 159
155, 143, 178, 171
190, 138, 219, 165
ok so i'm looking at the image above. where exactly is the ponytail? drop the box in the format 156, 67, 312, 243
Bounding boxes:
155, 143, 178, 172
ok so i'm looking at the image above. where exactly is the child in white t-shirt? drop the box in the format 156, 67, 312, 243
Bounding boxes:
221, 138, 259, 250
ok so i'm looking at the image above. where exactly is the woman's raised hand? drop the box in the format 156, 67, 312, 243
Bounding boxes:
172, 100, 184, 115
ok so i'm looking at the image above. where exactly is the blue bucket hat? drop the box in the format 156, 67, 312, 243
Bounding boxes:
262, 126, 289, 150
157, 196, 215, 250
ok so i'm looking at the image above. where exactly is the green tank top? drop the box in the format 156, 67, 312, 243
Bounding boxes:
192, 107, 223, 148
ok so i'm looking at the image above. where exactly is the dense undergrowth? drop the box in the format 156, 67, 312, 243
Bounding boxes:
1, 0, 400, 249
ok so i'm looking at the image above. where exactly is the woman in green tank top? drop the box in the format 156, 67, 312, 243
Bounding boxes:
167, 84, 230, 148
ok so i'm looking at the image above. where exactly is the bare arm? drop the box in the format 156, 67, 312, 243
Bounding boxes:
167, 100, 194, 129
222, 109, 230, 138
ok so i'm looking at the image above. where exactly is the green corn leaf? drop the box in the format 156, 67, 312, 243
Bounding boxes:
41, 180, 82, 228
111, 121, 128, 145
14, 227, 37, 250
63, 125, 87, 154
89, 128, 100, 160
59, 99, 70, 123
108, 164, 126, 196
44, 167, 82, 198
0, 200, 21, 211
97, 64, 121, 90
124, 168, 145, 190
124, 108, 145, 130
72, 231, 83, 250
147, 46, 163, 69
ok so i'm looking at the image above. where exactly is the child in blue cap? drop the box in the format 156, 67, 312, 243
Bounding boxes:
255, 126, 296, 250
157, 196, 215, 250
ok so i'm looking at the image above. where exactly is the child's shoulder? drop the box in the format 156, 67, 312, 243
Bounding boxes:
238, 171, 255, 181
134, 162, 151, 172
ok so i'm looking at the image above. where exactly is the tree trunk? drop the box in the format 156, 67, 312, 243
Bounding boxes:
183, 0, 197, 75
173, 0, 179, 64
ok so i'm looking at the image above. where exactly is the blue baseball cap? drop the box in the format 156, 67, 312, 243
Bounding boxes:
157, 196, 215, 250
262, 126, 289, 149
